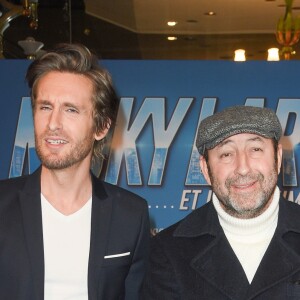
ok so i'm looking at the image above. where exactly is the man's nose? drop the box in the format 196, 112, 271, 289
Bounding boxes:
234, 152, 251, 176
48, 109, 62, 131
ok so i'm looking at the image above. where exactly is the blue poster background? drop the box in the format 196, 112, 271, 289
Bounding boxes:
0, 60, 299, 232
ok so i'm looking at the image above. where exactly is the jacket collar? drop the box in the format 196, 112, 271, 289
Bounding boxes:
19, 167, 44, 300
276, 196, 300, 235
88, 173, 112, 300
247, 198, 300, 298
173, 200, 222, 238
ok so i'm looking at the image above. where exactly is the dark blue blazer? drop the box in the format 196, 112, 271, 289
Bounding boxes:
0, 168, 150, 300
142, 197, 300, 299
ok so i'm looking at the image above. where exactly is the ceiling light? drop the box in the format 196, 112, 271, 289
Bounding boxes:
167, 36, 177, 41
267, 48, 280, 61
234, 49, 246, 61
204, 11, 216, 16
18, 37, 44, 60
167, 21, 177, 26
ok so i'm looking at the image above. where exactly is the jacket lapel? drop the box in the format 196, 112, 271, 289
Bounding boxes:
18, 168, 44, 300
247, 198, 300, 298
174, 202, 250, 299
88, 175, 113, 300
191, 234, 250, 299
247, 235, 300, 298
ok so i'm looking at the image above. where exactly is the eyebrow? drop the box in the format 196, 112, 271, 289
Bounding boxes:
36, 99, 52, 105
36, 99, 81, 110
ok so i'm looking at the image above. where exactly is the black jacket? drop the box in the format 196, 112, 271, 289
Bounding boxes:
142, 197, 300, 299
0, 168, 150, 300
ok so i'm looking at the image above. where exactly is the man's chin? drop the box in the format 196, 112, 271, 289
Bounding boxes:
41, 157, 72, 170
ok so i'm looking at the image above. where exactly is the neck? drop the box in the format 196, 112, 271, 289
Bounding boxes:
41, 164, 93, 215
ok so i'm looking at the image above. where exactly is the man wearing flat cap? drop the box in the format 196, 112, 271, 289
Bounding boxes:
142, 105, 300, 299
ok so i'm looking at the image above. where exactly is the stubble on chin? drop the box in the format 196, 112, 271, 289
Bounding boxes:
34, 133, 94, 170
208, 166, 278, 219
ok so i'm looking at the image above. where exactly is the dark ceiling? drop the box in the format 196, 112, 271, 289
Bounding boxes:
3, 0, 143, 59
1, 0, 300, 60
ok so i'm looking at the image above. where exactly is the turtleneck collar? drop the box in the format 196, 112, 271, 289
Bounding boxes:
212, 186, 280, 236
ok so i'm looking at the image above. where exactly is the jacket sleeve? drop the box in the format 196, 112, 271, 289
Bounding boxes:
141, 234, 180, 300
124, 202, 150, 300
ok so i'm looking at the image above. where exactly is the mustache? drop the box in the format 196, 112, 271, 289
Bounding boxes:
225, 173, 264, 188
41, 130, 68, 138
34, 131, 70, 144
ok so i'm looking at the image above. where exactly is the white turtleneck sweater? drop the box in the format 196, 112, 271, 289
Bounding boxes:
212, 187, 280, 283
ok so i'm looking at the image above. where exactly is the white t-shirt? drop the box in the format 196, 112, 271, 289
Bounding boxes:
41, 194, 92, 300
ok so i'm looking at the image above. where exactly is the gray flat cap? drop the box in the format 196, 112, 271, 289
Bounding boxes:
196, 106, 282, 155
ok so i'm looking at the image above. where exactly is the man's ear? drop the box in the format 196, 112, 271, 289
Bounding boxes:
200, 155, 212, 185
277, 143, 283, 174
94, 125, 110, 141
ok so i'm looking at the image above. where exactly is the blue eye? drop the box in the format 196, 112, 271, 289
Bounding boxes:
66, 108, 79, 113
40, 106, 51, 110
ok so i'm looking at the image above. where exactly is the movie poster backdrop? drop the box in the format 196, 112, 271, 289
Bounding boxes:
0, 60, 299, 233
